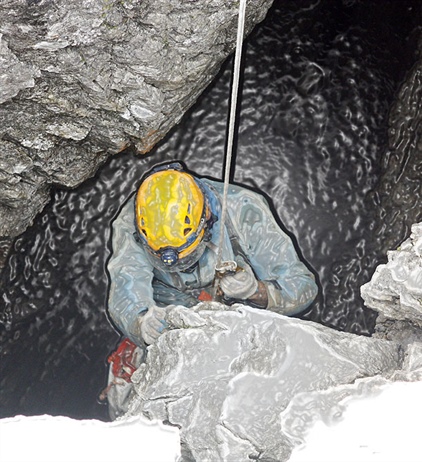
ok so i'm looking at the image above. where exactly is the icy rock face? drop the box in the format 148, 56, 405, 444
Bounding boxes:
126, 303, 401, 462
0, 0, 272, 239
361, 222, 422, 343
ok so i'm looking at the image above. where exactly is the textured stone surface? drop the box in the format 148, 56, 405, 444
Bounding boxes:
373, 315, 422, 346
361, 222, 422, 344
0, 0, 273, 238
125, 303, 401, 461
394, 341, 422, 382
361, 223, 422, 323
371, 43, 422, 252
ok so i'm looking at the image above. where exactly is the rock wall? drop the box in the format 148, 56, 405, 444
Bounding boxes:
0, 0, 273, 241
361, 222, 422, 345
371, 36, 422, 252
124, 303, 402, 461
355, 26, 422, 344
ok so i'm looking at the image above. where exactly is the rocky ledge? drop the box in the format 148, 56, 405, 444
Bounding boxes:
0, 0, 273, 240
362, 222, 422, 345
123, 303, 408, 461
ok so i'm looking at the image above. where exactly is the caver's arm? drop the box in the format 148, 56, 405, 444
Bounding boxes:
225, 185, 318, 315
107, 197, 155, 344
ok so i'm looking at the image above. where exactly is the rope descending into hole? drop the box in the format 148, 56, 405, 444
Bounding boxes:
213, 0, 247, 296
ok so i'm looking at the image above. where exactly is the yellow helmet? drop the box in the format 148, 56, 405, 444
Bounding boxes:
135, 164, 209, 269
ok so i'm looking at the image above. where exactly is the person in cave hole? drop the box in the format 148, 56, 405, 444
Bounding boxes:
104, 161, 317, 416
108, 161, 317, 344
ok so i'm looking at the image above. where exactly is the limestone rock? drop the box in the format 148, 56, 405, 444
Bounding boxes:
393, 341, 422, 382
371, 46, 422, 254
126, 303, 401, 461
372, 315, 422, 346
361, 222, 422, 332
0, 0, 273, 238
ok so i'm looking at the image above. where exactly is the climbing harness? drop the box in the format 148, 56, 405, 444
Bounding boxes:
213, 0, 248, 297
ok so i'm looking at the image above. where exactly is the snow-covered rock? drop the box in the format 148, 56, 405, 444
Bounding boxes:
2, 380, 422, 462
289, 380, 422, 462
3, 304, 420, 462
125, 303, 402, 461
0, 414, 180, 462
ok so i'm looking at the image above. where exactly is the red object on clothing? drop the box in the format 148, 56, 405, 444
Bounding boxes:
107, 338, 138, 383
198, 290, 213, 301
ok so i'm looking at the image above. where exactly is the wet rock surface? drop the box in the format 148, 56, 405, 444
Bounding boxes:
126, 303, 402, 462
0, 0, 273, 239
362, 222, 422, 345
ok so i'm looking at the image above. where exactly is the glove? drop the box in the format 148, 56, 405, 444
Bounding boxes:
219, 263, 258, 300
139, 305, 168, 345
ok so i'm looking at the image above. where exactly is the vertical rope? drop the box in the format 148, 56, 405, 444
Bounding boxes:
215, 0, 247, 271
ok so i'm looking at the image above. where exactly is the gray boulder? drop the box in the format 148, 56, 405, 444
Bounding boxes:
361, 222, 422, 344
125, 303, 401, 461
0, 0, 273, 239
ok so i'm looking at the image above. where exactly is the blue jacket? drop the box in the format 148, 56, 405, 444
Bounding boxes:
107, 179, 318, 344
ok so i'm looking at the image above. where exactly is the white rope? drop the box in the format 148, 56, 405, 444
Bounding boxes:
215, 0, 247, 271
